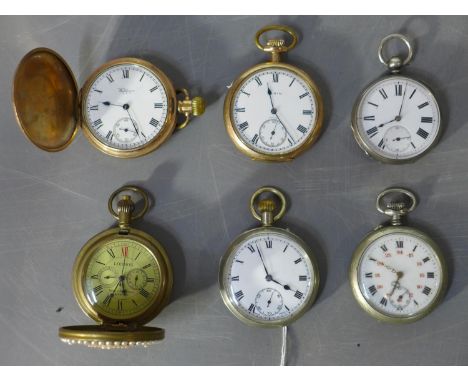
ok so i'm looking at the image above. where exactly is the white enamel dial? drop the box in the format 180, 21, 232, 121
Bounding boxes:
357, 232, 443, 317
222, 230, 317, 324
354, 76, 440, 161
231, 68, 319, 155
83, 63, 169, 150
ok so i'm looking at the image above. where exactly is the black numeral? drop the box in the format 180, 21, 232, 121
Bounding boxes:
427, 272, 435, 279
93, 285, 104, 295
122, 69, 129, 79
254, 76, 262, 86
395, 84, 402, 96
297, 124, 307, 134
107, 248, 115, 258
421, 117, 433, 123
378, 139, 385, 149
409, 89, 417, 99
396, 241, 404, 249
248, 303, 256, 313
380, 297, 388, 306
369, 285, 377, 296
147, 278, 155, 283
368, 101, 379, 107
154, 103, 163, 108
234, 290, 244, 301
365, 272, 373, 278
90, 274, 99, 279
252, 134, 259, 145
379, 89, 388, 99
303, 110, 312, 115
272, 73, 279, 82
417, 128, 429, 139
299, 275, 307, 281
299, 92, 309, 99
423, 257, 430, 263
150, 85, 158, 92
235, 108, 246, 112
231, 276, 239, 281
90, 105, 99, 111
106, 74, 114, 83
418, 102, 429, 109
422, 286, 432, 296
150, 118, 159, 128
380, 244, 388, 252
105, 131, 113, 141
294, 291, 304, 299
103, 294, 113, 306
265, 240, 273, 249
366, 126, 378, 138
238, 121, 249, 131
364, 116, 375, 121
93, 119, 103, 129
294, 258, 302, 264
139, 288, 150, 298
247, 244, 255, 253
117, 300, 124, 311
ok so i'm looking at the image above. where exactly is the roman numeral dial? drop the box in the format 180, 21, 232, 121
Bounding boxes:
354, 76, 440, 161
83, 62, 169, 152
230, 67, 320, 156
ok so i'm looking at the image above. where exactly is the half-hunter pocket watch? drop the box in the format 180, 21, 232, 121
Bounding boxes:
224, 25, 324, 161
351, 34, 441, 163
219, 187, 320, 364
13, 48, 205, 158
59, 186, 173, 349
349, 188, 447, 323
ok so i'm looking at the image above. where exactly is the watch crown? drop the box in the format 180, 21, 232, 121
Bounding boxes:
258, 199, 276, 213
191, 96, 205, 116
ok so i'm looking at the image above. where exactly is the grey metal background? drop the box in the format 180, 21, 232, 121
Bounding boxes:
0, 15, 467, 365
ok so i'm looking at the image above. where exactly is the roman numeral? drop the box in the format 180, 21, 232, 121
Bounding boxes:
238, 121, 249, 131
299, 275, 307, 281
422, 286, 432, 296
231, 276, 239, 281
380, 244, 388, 252
365, 272, 373, 278
364, 116, 375, 121
368, 285, 377, 296
122, 69, 129, 79
418, 102, 429, 109
396, 241, 404, 249
241, 90, 250, 96
147, 278, 155, 283
93, 89, 102, 93
106, 131, 113, 141
90, 105, 98, 111
93, 285, 104, 295
150, 118, 159, 128
265, 240, 273, 249
103, 294, 113, 306
132, 299, 138, 306
299, 92, 309, 99
139, 288, 150, 298
411, 142, 416, 149
235, 260, 244, 263
142, 264, 151, 269
117, 300, 124, 311
254, 76, 262, 86
427, 272, 435, 279
294, 258, 302, 264
90, 274, 99, 279
235, 107, 245, 112
294, 291, 304, 299
409, 89, 416, 99
379, 89, 388, 99
417, 128, 429, 139
289, 78, 296, 87
106, 74, 114, 83
303, 110, 312, 115
366, 126, 378, 138
421, 117, 433, 123
121, 246, 128, 257
247, 244, 255, 253
413, 245, 418, 252
368, 101, 379, 107
154, 103, 163, 108
283, 244, 289, 252
380, 297, 388, 306
150, 85, 159, 92
252, 134, 259, 145
297, 124, 307, 134
378, 139, 385, 149
423, 257, 430, 263
135, 252, 141, 261
107, 249, 115, 258
140, 73, 145, 82
248, 303, 256, 313
272, 73, 279, 82
96, 261, 105, 266
234, 290, 244, 301
395, 84, 402, 96
93, 119, 103, 129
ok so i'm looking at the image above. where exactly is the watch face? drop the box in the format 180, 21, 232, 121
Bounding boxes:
355, 231, 444, 319
353, 76, 440, 161
83, 62, 169, 151
83, 238, 162, 320
220, 229, 318, 325
230, 67, 320, 156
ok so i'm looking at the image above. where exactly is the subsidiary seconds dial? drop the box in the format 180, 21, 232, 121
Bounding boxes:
232, 68, 318, 155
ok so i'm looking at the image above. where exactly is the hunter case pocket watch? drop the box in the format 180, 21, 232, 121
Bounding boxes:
219, 187, 320, 327
349, 188, 447, 323
351, 34, 441, 163
224, 25, 324, 161
59, 186, 173, 349
13, 48, 205, 158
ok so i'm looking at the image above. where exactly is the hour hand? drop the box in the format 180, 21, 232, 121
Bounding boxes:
102, 101, 124, 108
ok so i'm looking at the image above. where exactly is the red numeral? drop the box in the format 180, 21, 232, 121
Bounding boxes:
375, 273, 381, 278
397, 250, 403, 255
377, 284, 383, 289
419, 273, 425, 278
408, 253, 414, 258
122, 246, 128, 257
384, 253, 392, 258
417, 285, 422, 289
417, 262, 423, 267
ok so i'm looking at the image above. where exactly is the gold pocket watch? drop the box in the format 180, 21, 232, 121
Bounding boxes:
59, 186, 173, 349
219, 187, 320, 327
224, 25, 324, 161
349, 188, 447, 323
13, 48, 205, 158
351, 34, 441, 163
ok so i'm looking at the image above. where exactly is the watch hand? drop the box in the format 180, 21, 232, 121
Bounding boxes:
256, 244, 270, 276
275, 113, 296, 144
369, 257, 398, 274
270, 277, 293, 291
267, 291, 274, 307
267, 84, 277, 113
388, 271, 404, 297
397, 82, 408, 120
102, 101, 125, 108
392, 136, 411, 141
124, 108, 142, 140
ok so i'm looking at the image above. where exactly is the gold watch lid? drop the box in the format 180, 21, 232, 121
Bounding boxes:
59, 325, 164, 349
12, 47, 79, 152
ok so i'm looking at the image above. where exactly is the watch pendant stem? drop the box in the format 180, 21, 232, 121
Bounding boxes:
259, 199, 276, 226
117, 195, 135, 233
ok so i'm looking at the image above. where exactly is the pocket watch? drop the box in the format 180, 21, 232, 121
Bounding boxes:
349, 188, 447, 323
224, 25, 324, 161
13, 48, 205, 158
59, 186, 173, 349
219, 187, 320, 327
351, 34, 441, 163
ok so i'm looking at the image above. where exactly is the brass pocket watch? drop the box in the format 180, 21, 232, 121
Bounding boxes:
224, 25, 324, 161
349, 188, 447, 323
351, 34, 441, 163
219, 187, 320, 327
13, 48, 205, 158
59, 186, 173, 349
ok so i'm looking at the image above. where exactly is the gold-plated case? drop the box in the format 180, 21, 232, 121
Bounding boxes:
350, 34, 442, 164
224, 25, 324, 162
59, 186, 173, 349
349, 188, 448, 324
13, 48, 205, 158
219, 187, 320, 327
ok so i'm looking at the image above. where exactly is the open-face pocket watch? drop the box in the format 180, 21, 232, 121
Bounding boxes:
224, 25, 324, 161
349, 188, 447, 323
351, 34, 441, 163
13, 48, 205, 158
219, 187, 320, 327
59, 186, 173, 349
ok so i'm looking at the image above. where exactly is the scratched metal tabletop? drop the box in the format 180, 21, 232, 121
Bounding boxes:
0, 15, 467, 365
